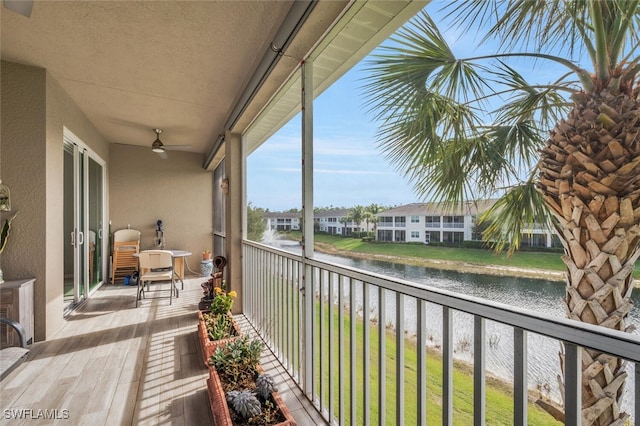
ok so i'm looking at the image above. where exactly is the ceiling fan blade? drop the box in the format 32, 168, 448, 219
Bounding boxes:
164, 145, 192, 151
157, 150, 168, 160
3, 0, 33, 17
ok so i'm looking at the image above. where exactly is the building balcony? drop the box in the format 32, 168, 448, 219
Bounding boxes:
3, 242, 638, 425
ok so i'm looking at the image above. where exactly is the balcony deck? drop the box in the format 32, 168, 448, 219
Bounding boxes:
0, 277, 325, 425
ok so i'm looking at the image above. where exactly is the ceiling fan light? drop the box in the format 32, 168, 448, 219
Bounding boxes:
152, 146, 165, 153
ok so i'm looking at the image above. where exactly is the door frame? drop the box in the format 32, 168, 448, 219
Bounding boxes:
63, 127, 107, 306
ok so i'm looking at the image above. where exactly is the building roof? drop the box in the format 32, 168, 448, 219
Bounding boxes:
378, 200, 497, 216
263, 212, 300, 219
313, 208, 350, 218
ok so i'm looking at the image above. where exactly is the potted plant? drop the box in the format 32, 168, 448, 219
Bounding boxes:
197, 282, 242, 366
207, 337, 296, 425
0, 211, 18, 284
202, 249, 212, 260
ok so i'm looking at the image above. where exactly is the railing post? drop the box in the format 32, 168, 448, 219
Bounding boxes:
363, 283, 371, 426
474, 316, 485, 426
564, 343, 582, 426
514, 327, 527, 425
378, 287, 386, 425
396, 292, 405, 426
417, 299, 427, 425
636, 364, 639, 426
443, 306, 453, 426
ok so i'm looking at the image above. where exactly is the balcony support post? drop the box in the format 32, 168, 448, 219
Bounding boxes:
225, 131, 243, 313
301, 59, 315, 397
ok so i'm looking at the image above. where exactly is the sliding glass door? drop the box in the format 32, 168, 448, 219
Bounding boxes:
63, 131, 105, 307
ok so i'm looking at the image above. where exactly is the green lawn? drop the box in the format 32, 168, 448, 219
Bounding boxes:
316, 233, 567, 271
261, 247, 562, 424
311, 298, 561, 425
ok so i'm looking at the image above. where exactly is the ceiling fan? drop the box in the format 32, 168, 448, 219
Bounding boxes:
150, 129, 191, 159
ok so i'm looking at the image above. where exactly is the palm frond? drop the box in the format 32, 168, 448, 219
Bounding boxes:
489, 61, 574, 129
480, 180, 553, 254
442, 1, 586, 57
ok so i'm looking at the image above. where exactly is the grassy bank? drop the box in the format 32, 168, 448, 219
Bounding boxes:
279, 231, 640, 280
317, 233, 564, 270
311, 296, 561, 425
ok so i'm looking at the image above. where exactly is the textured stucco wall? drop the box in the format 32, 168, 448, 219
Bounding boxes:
1, 60, 110, 340
45, 70, 110, 339
109, 144, 212, 274
1, 61, 48, 340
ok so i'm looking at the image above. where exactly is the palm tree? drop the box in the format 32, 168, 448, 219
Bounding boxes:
339, 216, 351, 236
348, 205, 366, 236
364, 203, 382, 237
363, 1, 639, 424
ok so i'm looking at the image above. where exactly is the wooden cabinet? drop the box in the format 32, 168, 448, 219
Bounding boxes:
0, 279, 34, 346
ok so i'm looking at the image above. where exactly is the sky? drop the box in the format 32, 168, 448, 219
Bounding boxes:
246, 61, 416, 211
246, 3, 584, 212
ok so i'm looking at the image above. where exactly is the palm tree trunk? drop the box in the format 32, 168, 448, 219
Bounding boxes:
538, 85, 640, 425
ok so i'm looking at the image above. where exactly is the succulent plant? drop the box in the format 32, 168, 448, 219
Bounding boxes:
226, 389, 262, 418
255, 374, 277, 400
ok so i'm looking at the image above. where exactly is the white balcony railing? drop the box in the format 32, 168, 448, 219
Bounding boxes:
242, 240, 640, 425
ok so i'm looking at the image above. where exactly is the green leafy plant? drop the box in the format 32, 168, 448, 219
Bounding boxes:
210, 337, 284, 424
226, 390, 262, 419
211, 336, 263, 385
0, 211, 18, 254
255, 374, 277, 400
204, 312, 237, 341
202, 285, 239, 342
210, 286, 236, 315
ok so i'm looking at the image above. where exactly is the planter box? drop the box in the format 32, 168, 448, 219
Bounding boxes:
197, 310, 243, 367
207, 365, 296, 426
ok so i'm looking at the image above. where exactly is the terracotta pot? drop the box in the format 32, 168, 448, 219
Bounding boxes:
197, 310, 243, 367
207, 365, 297, 426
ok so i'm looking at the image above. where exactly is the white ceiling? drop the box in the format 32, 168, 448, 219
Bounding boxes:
0, 0, 347, 155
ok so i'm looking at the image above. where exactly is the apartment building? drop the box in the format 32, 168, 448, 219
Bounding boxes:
264, 212, 301, 231
314, 209, 352, 235
376, 201, 558, 247
265, 209, 374, 235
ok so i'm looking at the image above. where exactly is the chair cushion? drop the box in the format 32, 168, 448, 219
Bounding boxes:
140, 270, 173, 281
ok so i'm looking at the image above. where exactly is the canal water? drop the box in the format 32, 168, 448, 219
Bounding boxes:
268, 237, 639, 413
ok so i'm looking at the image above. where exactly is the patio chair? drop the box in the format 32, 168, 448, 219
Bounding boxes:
0, 317, 29, 381
136, 250, 176, 306
111, 228, 141, 284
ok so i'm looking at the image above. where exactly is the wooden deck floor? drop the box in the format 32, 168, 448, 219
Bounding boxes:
0, 277, 326, 425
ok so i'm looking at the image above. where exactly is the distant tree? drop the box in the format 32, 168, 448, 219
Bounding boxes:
364, 203, 382, 236
339, 216, 351, 236
247, 203, 266, 242
471, 216, 494, 242
347, 205, 366, 235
